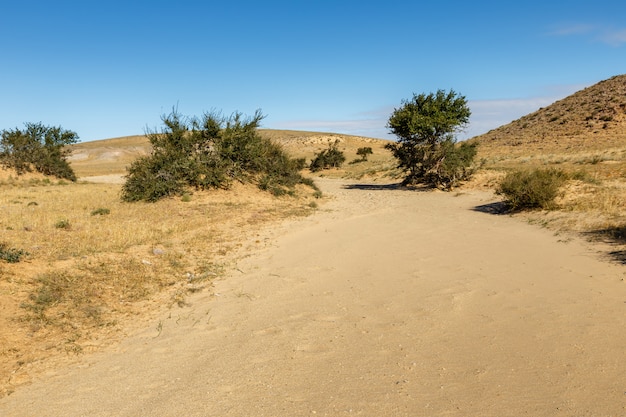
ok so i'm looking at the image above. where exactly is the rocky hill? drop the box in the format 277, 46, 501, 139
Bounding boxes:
469, 74, 626, 156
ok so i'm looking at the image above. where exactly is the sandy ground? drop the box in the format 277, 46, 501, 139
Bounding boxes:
80, 174, 126, 184
1, 178, 625, 416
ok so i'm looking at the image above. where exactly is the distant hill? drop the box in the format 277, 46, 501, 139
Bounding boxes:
69, 130, 391, 178
469, 74, 626, 156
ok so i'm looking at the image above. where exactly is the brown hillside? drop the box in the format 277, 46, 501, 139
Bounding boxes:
469, 74, 626, 156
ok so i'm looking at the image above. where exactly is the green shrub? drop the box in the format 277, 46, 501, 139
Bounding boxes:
0, 243, 28, 263
496, 168, 568, 211
0, 122, 78, 181
91, 208, 111, 216
55, 219, 71, 229
121, 109, 316, 202
356, 147, 373, 161
310, 140, 346, 172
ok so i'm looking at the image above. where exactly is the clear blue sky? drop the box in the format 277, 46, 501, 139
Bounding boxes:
1, 0, 625, 142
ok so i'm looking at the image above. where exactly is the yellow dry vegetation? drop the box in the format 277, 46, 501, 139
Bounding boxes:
0, 166, 319, 396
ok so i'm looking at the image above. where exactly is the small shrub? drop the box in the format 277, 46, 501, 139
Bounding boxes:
20, 271, 72, 318
0, 243, 28, 263
356, 147, 373, 161
55, 219, 71, 229
91, 208, 111, 216
310, 140, 346, 172
496, 168, 568, 211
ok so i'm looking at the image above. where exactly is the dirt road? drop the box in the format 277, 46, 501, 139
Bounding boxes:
2, 179, 625, 416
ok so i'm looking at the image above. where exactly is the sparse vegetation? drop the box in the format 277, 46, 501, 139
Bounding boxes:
496, 168, 568, 211
0, 122, 78, 181
54, 218, 71, 229
91, 208, 111, 216
0, 243, 27, 263
356, 147, 373, 161
0, 170, 320, 395
385, 89, 476, 189
309, 139, 346, 172
122, 109, 316, 202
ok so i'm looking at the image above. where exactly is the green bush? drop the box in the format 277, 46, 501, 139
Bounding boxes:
0, 122, 78, 181
91, 208, 111, 216
356, 147, 373, 161
121, 109, 316, 202
310, 140, 346, 172
496, 168, 568, 211
55, 219, 71, 229
0, 243, 28, 263
431, 139, 478, 189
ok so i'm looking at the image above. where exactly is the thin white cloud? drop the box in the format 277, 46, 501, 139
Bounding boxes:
549, 24, 594, 36
600, 28, 626, 46
549, 23, 626, 46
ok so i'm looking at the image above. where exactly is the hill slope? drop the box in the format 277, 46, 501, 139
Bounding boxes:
469, 74, 626, 156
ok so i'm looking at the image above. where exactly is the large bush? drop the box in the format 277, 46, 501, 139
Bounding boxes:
0, 122, 78, 181
122, 110, 316, 202
385, 89, 476, 189
496, 168, 568, 211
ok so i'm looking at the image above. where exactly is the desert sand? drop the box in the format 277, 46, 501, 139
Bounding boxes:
1, 178, 625, 416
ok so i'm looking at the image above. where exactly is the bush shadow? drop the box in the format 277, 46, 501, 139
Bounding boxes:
342, 183, 430, 191
583, 226, 626, 264
471, 201, 509, 215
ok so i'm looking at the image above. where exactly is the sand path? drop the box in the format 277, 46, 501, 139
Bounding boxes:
1, 179, 625, 416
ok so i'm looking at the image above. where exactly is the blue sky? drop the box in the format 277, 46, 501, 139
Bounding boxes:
1, 1, 625, 142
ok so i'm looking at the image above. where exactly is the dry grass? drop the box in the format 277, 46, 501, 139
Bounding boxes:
0, 167, 320, 397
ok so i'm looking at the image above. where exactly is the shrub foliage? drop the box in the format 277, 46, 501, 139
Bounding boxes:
121, 110, 316, 202
496, 168, 568, 211
0, 122, 78, 181
385, 90, 476, 189
356, 147, 373, 161
0, 243, 27, 263
309, 140, 346, 172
